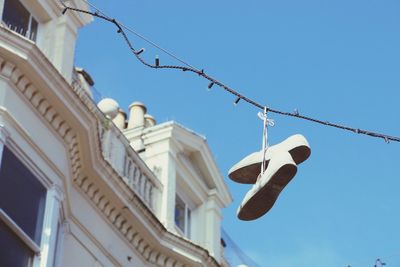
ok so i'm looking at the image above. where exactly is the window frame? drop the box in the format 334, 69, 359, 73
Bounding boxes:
0, 208, 41, 255
1, 0, 39, 41
174, 193, 193, 238
51, 214, 65, 267
0, 133, 62, 267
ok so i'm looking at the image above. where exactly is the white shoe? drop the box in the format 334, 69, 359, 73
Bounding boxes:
229, 134, 310, 184
237, 150, 297, 221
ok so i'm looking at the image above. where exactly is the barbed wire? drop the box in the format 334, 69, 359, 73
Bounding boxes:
61, 1, 400, 143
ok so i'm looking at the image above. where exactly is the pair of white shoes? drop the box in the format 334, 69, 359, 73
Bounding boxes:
228, 134, 311, 221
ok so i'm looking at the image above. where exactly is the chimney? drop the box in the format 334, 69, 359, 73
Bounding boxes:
144, 114, 156, 128
128, 101, 147, 129
112, 108, 127, 130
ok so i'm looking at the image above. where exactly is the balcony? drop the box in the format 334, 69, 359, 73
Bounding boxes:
2, 0, 38, 42
70, 73, 162, 212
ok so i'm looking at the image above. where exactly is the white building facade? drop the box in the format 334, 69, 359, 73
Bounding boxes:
0, 0, 232, 266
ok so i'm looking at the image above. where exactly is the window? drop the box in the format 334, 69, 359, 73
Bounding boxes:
0, 220, 34, 267
0, 146, 46, 267
174, 194, 191, 238
2, 0, 38, 41
51, 214, 65, 267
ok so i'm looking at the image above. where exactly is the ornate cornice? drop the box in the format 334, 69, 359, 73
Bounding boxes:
0, 50, 220, 267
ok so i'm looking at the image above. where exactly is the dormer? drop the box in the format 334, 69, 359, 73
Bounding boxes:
122, 102, 233, 263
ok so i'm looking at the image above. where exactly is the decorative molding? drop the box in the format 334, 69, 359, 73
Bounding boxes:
62, 219, 72, 235
0, 124, 10, 144
50, 184, 65, 202
1, 55, 220, 267
6, 61, 75, 144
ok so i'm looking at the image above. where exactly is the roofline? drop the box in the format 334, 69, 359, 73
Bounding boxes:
142, 121, 233, 206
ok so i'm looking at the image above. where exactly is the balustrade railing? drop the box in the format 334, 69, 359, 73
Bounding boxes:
71, 73, 161, 211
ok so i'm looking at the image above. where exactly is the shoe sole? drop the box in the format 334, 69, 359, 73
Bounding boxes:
229, 134, 310, 184
237, 162, 297, 221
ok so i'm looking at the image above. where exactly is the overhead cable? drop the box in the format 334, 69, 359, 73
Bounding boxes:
61, 2, 400, 143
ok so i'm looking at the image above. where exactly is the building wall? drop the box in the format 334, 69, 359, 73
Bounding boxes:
0, 1, 231, 266
0, 63, 148, 267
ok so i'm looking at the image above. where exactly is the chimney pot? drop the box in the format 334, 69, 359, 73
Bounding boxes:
144, 114, 156, 127
112, 108, 127, 130
128, 101, 147, 129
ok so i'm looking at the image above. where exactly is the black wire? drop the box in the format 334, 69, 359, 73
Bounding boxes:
62, 5, 400, 143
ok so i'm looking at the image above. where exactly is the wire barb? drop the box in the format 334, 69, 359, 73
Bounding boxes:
135, 48, 145, 55
64, 2, 400, 144
234, 97, 241, 106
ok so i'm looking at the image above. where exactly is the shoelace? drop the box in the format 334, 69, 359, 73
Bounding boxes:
258, 107, 274, 176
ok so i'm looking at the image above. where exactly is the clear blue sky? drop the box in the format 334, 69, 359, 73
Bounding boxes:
75, 0, 400, 266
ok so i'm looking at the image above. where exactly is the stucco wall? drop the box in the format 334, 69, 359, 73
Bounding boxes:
0, 77, 147, 267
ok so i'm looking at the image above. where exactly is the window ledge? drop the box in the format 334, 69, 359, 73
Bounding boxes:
174, 224, 189, 240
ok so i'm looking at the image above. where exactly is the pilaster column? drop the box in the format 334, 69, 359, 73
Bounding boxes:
205, 189, 223, 261
40, 185, 64, 267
